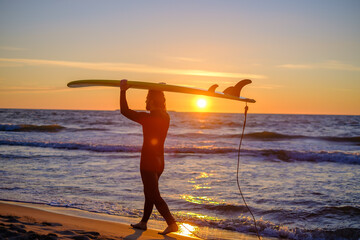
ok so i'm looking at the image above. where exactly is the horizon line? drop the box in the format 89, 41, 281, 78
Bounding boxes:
0, 107, 358, 116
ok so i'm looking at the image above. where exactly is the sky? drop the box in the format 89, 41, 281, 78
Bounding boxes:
0, 0, 359, 114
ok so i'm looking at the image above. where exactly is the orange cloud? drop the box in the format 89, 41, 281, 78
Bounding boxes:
278, 60, 360, 71
0, 86, 68, 93
0, 58, 266, 79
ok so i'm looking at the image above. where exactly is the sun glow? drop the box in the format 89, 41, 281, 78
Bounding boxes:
179, 223, 196, 235
196, 98, 207, 109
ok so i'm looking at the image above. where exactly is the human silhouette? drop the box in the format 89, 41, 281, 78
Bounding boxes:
120, 80, 178, 235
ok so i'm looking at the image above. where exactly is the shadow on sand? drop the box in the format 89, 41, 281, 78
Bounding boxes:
123, 227, 177, 240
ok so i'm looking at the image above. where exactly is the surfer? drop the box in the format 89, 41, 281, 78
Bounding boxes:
119, 80, 178, 235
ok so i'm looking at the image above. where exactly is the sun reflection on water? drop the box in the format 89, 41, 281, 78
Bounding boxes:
176, 212, 218, 237
196, 172, 211, 179
193, 183, 211, 190
178, 211, 220, 221
178, 223, 198, 236
181, 194, 224, 205
187, 172, 214, 190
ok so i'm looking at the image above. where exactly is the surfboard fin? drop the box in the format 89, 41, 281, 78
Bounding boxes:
208, 84, 219, 92
223, 79, 252, 97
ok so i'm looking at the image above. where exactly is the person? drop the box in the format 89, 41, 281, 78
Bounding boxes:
119, 79, 178, 235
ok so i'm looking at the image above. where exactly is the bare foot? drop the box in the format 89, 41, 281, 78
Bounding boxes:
130, 221, 147, 230
158, 223, 178, 235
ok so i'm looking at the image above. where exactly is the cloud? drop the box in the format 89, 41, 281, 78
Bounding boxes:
167, 57, 204, 62
252, 84, 283, 90
0, 58, 266, 79
0, 86, 68, 93
0, 46, 27, 51
278, 60, 360, 71
0, 62, 23, 67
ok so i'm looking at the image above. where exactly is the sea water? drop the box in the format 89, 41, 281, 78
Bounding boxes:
0, 109, 359, 240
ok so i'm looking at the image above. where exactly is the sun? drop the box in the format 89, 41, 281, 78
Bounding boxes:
196, 98, 207, 109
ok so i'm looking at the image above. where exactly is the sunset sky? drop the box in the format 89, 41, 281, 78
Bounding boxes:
0, 0, 359, 114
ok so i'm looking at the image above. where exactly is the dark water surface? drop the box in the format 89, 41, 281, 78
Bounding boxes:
1, 109, 359, 239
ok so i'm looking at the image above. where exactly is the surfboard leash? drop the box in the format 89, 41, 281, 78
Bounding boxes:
237, 103, 262, 240
179, 103, 260, 240
181, 103, 261, 240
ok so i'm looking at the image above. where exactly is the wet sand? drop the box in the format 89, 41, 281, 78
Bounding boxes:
0, 201, 198, 240
0, 201, 264, 239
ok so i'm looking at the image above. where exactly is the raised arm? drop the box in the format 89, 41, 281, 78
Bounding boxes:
120, 80, 147, 124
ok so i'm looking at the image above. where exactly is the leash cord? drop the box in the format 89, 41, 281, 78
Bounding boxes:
180, 103, 261, 240
237, 104, 261, 240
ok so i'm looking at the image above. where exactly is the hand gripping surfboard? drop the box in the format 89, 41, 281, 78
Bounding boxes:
67, 79, 256, 103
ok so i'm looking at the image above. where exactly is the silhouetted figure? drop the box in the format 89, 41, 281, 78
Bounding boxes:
120, 80, 178, 235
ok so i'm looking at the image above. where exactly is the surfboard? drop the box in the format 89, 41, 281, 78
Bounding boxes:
67, 79, 256, 103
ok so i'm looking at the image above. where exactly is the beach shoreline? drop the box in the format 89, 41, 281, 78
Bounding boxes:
0, 200, 262, 240
0, 200, 197, 240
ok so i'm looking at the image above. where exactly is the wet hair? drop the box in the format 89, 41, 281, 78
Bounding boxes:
147, 90, 166, 110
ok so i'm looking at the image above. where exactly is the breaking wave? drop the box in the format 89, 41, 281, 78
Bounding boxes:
2, 124, 359, 145
171, 131, 360, 144
0, 124, 110, 132
0, 124, 65, 132
1, 140, 358, 164
244, 131, 360, 144
0, 140, 141, 152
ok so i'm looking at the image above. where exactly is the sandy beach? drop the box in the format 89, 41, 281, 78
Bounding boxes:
0, 201, 263, 240
0, 201, 199, 240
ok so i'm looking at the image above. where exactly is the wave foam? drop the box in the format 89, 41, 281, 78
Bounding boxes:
244, 131, 360, 144
0, 140, 358, 164
176, 212, 360, 240
0, 124, 65, 132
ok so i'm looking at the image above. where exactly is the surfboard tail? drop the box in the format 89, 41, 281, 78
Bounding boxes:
223, 79, 252, 97
207, 84, 219, 92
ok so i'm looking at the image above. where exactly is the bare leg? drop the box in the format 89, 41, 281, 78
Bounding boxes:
141, 198, 154, 224
130, 221, 147, 230
158, 222, 178, 235
141, 170, 177, 234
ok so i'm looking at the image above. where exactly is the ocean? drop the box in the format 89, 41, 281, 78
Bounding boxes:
0, 108, 359, 240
